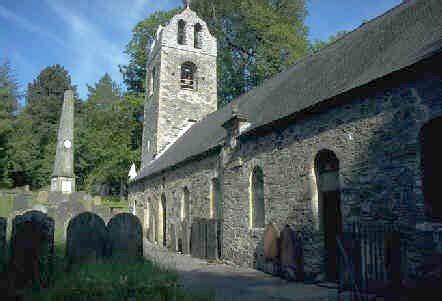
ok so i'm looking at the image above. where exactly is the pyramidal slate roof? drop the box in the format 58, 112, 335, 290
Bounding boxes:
136, 0, 442, 180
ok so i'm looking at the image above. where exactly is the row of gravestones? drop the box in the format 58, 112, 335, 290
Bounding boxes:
260, 224, 305, 282
0, 211, 142, 293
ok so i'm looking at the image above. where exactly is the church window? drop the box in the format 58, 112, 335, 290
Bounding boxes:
420, 118, 442, 221
178, 20, 186, 45
210, 178, 221, 218
181, 187, 190, 221
181, 62, 197, 90
150, 67, 156, 95
194, 23, 202, 48
250, 166, 265, 228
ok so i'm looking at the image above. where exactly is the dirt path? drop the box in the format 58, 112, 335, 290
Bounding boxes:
143, 239, 343, 301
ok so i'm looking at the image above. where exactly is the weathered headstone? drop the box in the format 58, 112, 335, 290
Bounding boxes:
13, 193, 30, 211
0, 218, 6, 272
279, 225, 304, 281
264, 223, 279, 261
9, 211, 54, 289
55, 200, 85, 229
32, 204, 48, 214
37, 191, 49, 203
66, 212, 108, 265
107, 213, 142, 258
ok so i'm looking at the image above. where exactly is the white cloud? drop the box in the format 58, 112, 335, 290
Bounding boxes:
0, 4, 65, 48
43, 0, 128, 97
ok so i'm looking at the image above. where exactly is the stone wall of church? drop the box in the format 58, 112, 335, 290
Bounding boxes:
221, 76, 442, 279
128, 153, 219, 250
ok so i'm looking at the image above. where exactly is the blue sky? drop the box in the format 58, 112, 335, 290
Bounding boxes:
0, 0, 401, 100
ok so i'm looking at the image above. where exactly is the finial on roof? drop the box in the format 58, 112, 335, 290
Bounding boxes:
184, 0, 191, 8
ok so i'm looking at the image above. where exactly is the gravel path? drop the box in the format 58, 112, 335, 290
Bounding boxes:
143, 238, 343, 301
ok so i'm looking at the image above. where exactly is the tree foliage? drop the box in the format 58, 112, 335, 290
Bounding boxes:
121, 0, 309, 105
0, 59, 19, 188
6, 65, 77, 189
76, 74, 142, 196
309, 30, 348, 53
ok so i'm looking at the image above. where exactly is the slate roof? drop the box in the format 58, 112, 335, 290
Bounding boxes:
135, 0, 442, 180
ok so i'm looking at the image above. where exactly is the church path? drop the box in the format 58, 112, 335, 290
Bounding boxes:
143, 239, 343, 301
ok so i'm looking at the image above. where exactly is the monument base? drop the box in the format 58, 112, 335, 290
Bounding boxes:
51, 176, 75, 194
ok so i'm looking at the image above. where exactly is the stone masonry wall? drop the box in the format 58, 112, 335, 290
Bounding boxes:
129, 153, 219, 250
141, 7, 217, 166
221, 76, 442, 279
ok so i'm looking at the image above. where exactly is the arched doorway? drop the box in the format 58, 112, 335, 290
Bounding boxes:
315, 149, 342, 282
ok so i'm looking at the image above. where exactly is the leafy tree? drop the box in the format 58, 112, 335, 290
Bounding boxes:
121, 0, 309, 105
8, 65, 76, 189
77, 74, 142, 197
120, 9, 180, 94
310, 30, 348, 53
0, 59, 19, 187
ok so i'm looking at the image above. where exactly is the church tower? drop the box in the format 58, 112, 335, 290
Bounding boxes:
141, 3, 218, 168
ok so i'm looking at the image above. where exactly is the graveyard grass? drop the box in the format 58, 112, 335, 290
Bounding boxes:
24, 227, 214, 300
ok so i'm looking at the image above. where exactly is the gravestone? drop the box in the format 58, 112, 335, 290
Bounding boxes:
264, 223, 279, 261
107, 213, 142, 258
9, 211, 54, 289
0, 218, 6, 272
279, 225, 304, 281
13, 193, 30, 211
66, 212, 108, 265
55, 200, 85, 230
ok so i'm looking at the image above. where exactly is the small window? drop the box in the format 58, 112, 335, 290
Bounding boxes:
194, 23, 202, 48
181, 62, 197, 90
250, 166, 265, 228
178, 20, 186, 45
150, 67, 156, 95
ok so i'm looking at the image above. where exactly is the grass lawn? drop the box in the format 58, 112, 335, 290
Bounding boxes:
0, 193, 14, 218
21, 229, 213, 301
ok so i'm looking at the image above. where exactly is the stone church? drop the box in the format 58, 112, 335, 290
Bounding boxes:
129, 0, 442, 281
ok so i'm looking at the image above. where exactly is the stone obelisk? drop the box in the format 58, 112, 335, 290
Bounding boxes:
51, 90, 75, 194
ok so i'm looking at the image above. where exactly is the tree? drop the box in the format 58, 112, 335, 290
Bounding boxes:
0, 59, 19, 187
121, 0, 309, 105
76, 74, 142, 197
120, 9, 181, 94
310, 30, 348, 53
8, 65, 76, 189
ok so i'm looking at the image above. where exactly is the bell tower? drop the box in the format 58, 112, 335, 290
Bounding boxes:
141, 5, 218, 168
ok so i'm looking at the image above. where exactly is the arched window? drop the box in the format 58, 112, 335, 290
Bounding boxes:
250, 166, 265, 228
210, 178, 221, 218
149, 67, 156, 95
177, 20, 186, 45
181, 187, 190, 221
194, 23, 202, 48
181, 62, 197, 90
314, 149, 342, 282
158, 194, 167, 246
420, 118, 442, 221
144, 201, 150, 236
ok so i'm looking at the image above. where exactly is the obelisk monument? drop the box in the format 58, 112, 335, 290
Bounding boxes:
51, 90, 75, 193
